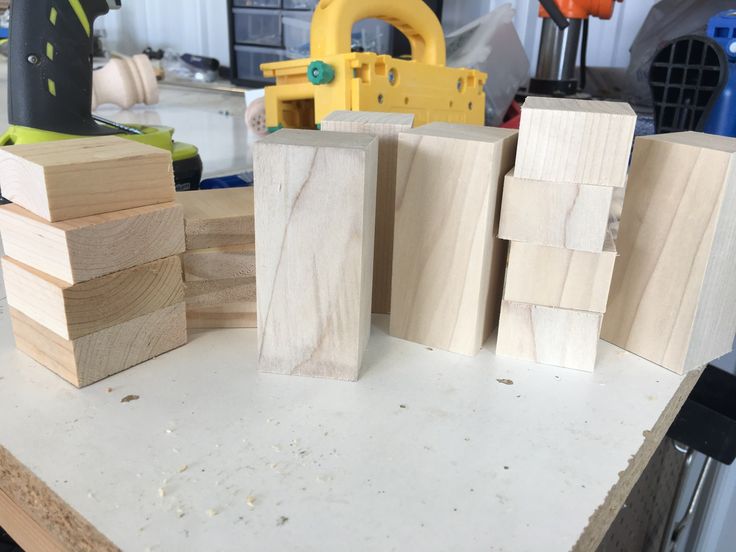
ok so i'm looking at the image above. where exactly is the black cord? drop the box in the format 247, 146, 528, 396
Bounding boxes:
580, 18, 589, 92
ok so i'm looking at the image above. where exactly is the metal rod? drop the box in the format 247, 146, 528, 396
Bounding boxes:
535, 18, 583, 83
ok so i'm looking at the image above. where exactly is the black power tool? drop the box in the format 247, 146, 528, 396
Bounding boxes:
1, 0, 202, 191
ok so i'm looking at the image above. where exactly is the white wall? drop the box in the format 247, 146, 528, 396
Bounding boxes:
100, 0, 231, 65
443, 0, 658, 71
99, 0, 657, 72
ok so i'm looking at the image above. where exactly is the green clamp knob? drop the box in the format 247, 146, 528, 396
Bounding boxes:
308, 61, 335, 85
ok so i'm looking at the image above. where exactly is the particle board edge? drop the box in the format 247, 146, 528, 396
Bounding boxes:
0, 444, 120, 552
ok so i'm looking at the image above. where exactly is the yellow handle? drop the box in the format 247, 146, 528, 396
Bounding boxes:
310, 0, 446, 67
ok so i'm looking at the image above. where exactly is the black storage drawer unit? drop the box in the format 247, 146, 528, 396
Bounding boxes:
234, 45, 286, 85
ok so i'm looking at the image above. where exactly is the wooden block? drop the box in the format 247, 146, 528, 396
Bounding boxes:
321, 111, 415, 314
602, 132, 736, 374
10, 304, 187, 388
515, 97, 636, 188
503, 234, 617, 313
0, 202, 184, 284
184, 277, 256, 309
254, 129, 378, 381
2, 256, 184, 340
0, 136, 175, 222
498, 169, 614, 252
496, 301, 602, 372
390, 123, 518, 355
186, 301, 257, 329
176, 187, 254, 250
181, 244, 255, 282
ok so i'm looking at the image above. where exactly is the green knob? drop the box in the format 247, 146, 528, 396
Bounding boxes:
308, 61, 335, 85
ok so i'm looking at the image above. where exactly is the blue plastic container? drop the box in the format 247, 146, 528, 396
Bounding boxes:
705, 10, 736, 137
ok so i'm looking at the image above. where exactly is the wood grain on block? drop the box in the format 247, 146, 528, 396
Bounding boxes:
321, 111, 414, 314
0, 202, 184, 284
176, 187, 254, 250
182, 243, 255, 282
2, 256, 183, 340
254, 129, 378, 381
504, 234, 617, 313
10, 304, 187, 388
0, 136, 174, 222
186, 301, 257, 329
390, 123, 518, 355
184, 277, 256, 309
498, 169, 613, 252
496, 301, 602, 372
602, 132, 736, 374
515, 97, 636, 188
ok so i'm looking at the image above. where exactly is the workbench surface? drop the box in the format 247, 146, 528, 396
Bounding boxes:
0, 66, 698, 551
0, 251, 697, 552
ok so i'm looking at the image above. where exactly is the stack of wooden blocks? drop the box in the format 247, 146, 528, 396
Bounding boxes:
176, 188, 257, 329
496, 97, 637, 372
0, 136, 187, 388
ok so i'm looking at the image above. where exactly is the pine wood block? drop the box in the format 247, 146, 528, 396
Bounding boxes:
496, 301, 602, 372
254, 129, 378, 381
601, 132, 736, 374
498, 169, 614, 252
181, 243, 255, 282
321, 111, 415, 314
0, 202, 184, 284
504, 234, 617, 313
390, 123, 518, 355
2, 256, 184, 340
0, 136, 175, 222
10, 303, 187, 388
186, 301, 257, 329
184, 277, 256, 309
515, 97, 636, 188
176, 187, 254, 250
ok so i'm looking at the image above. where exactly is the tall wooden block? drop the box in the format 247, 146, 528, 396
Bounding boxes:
0, 136, 175, 222
182, 244, 256, 281
498, 170, 613, 252
184, 277, 256, 309
0, 202, 184, 284
10, 304, 187, 388
390, 123, 518, 355
496, 301, 602, 372
2, 256, 184, 340
186, 301, 257, 329
176, 188, 254, 250
504, 234, 617, 313
321, 111, 415, 314
254, 129, 378, 381
602, 132, 736, 374
514, 97, 636, 188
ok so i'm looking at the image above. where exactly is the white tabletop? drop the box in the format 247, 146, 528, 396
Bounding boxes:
0, 248, 696, 551
0, 64, 698, 551
95, 83, 251, 179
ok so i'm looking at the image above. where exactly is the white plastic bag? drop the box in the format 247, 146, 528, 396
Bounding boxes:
446, 4, 529, 125
627, 0, 735, 105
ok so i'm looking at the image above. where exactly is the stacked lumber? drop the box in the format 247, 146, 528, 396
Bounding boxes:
0, 136, 187, 387
496, 97, 637, 372
389, 123, 518, 355
602, 132, 736, 374
176, 188, 256, 329
321, 111, 415, 314
253, 129, 378, 381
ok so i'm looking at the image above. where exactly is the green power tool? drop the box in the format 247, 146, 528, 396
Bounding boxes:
1, 0, 202, 191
